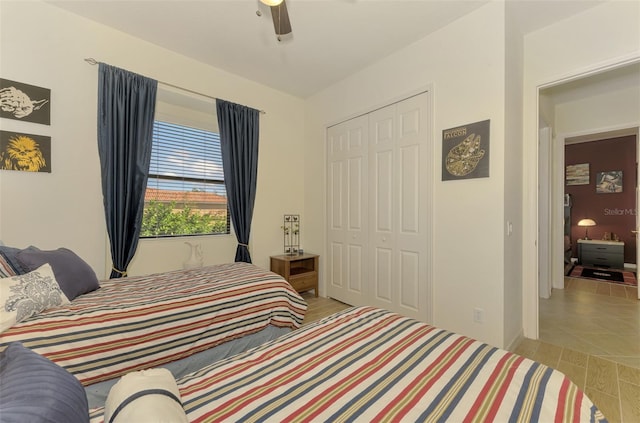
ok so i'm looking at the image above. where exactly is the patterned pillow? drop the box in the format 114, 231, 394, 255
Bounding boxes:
0, 263, 70, 333
0, 254, 16, 278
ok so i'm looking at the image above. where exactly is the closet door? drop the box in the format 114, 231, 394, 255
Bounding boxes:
326, 115, 368, 306
369, 93, 429, 321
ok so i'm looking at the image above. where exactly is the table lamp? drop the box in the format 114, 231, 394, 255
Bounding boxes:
577, 218, 596, 240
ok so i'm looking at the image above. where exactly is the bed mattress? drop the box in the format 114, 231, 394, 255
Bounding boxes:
1, 262, 307, 386
89, 306, 605, 422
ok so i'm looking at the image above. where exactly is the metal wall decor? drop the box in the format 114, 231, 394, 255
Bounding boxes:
0, 78, 51, 125
0, 130, 51, 173
442, 119, 490, 181
282, 214, 300, 255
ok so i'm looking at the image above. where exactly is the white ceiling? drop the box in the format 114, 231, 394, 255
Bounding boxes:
46, 0, 607, 98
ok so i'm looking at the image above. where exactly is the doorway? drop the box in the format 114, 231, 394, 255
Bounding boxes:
536, 62, 640, 367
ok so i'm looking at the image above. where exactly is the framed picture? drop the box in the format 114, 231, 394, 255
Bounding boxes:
0, 78, 51, 125
596, 170, 622, 193
566, 163, 589, 185
0, 130, 51, 173
442, 119, 490, 181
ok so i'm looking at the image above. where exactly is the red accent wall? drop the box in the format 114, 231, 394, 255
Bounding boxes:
565, 135, 637, 264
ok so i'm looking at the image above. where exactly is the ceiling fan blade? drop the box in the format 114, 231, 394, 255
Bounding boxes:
270, 0, 292, 35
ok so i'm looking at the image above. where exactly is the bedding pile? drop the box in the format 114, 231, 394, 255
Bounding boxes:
88, 306, 606, 422
0, 262, 307, 386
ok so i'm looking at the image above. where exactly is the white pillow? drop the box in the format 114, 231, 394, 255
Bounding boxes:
0, 263, 69, 332
104, 368, 188, 423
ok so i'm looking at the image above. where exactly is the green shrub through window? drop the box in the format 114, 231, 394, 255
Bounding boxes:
141, 121, 229, 237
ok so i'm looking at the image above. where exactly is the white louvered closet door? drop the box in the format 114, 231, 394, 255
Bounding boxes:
326, 115, 369, 307
326, 92, 432, 322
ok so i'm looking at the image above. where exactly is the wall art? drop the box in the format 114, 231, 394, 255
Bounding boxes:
565, 163, 589, 185
596, 170, 622, 193
0, 78, 50, 125
442, 119, 490, 181
0, 130, 51, 173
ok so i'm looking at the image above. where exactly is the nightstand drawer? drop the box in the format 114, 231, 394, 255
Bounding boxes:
270, 253, 319, 297
289, 273, 317, 292
583, 244, 623, 254
581, 251, 622, 267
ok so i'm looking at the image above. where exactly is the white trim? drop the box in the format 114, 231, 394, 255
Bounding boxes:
523, 54, 640, 340
325, 84, 434, 129
506, 329, 525, 353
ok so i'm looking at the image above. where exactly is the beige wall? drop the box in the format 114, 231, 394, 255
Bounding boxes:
0, 1, 306, 278
554, 84, 640, 137
305, 2, 508, 347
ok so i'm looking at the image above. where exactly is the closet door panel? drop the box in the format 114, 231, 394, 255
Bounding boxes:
394, 93, 430, 321
374, 247, 393, 303
400, 144, 420, 234
330, 242, 344, 289
399, 250, 420, 311
374, 150, 393, 232
327, 116, 368, 305
369, 104, 398, 310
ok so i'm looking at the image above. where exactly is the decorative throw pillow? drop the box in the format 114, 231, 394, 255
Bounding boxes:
0, 263, 70, 333
0, 342, 89, 423
0, 245, 26, 275
0, 254, 16, 278
16, 247, 100, 301
104, 368, 188, 423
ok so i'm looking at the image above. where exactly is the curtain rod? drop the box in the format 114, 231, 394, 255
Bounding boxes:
84, 58, 265, 115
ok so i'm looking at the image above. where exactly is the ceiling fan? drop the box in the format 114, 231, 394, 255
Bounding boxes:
258, 0, 292, 41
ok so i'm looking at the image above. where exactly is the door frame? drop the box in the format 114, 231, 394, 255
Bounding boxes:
524, 55, 640, 339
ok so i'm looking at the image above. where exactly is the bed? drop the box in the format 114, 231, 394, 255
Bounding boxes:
88, 306, 606, 423
0, 262, 307, 407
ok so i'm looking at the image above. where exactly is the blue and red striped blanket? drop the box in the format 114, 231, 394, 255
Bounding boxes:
89, 306, 606, 422
0, 262, 307, 386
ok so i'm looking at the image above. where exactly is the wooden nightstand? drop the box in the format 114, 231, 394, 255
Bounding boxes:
270, 253, 319, 297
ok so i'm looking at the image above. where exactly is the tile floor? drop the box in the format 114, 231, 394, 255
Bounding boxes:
301, 279, 640, 423
539, 276, 639, 368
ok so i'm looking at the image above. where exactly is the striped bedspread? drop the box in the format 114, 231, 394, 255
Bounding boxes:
89, 306, 606, 423
0, 262, 307, 386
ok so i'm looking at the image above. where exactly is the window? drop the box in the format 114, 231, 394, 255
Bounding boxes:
141, 120, 229, 237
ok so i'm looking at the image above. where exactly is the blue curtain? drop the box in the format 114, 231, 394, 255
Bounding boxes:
216, 100, 260, 263
97, 63, 157, 278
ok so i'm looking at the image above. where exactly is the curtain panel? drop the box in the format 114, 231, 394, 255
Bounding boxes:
216, 100, 260, 263
97, 63, 157, 278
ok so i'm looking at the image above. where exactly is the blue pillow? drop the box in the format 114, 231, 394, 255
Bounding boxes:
0, 246, 25, 275
0, 342, 89, 423
16, 248, 100, 301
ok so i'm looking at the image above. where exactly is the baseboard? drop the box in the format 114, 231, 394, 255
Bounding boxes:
506, 329, 525, 352
624, 262, 637, 270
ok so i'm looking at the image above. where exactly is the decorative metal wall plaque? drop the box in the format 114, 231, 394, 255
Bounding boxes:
442, 119, 490, 181
0, 130, 51, 173
0, 78, 51, 125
